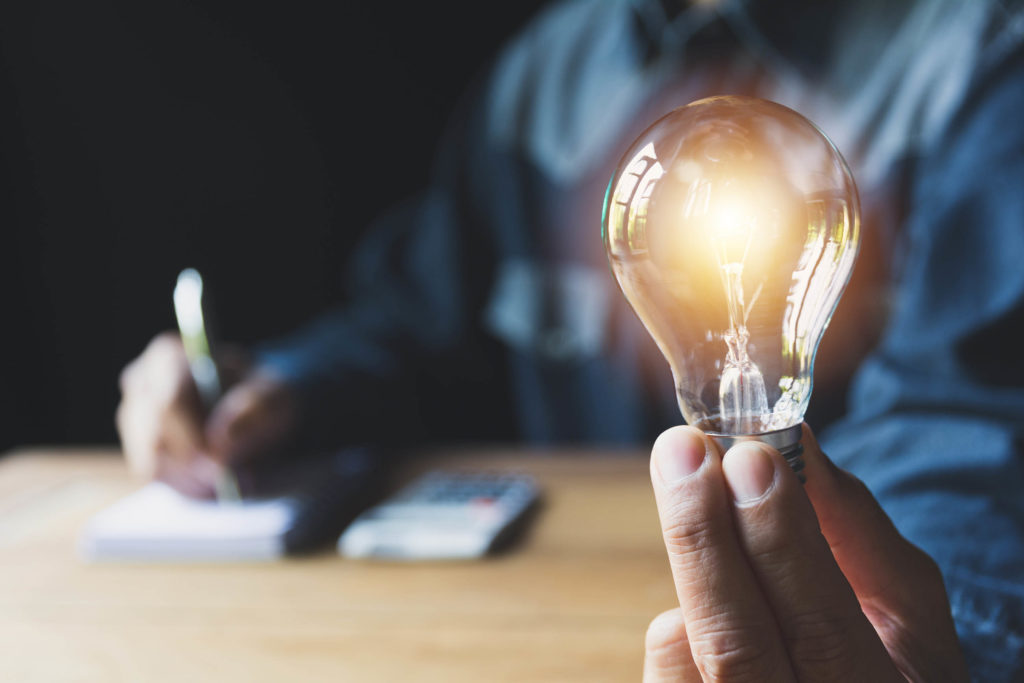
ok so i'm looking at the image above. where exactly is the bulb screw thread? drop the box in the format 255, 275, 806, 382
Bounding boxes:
777, 441, 806, 484
706, 422, 806, 484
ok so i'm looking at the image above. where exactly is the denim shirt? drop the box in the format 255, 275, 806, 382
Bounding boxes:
260, 1, 1024, 675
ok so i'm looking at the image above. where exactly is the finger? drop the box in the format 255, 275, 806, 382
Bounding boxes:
721, 440, 902, 681
116, 332, 209, 488
643, 608, 701, 682
643, 610, 700, 683
153, 409, 217, 499
651, 426, 795, 683
138, 332, 191, 394
120, 334, 206, 459
116, 351, 165, 479
204, 386, 264, 463
801, 424, 941, 602
116, 398, 160, 480
799, 426, 969, 681
158, 397, 207, 464
205, 373, 294, 465
154, 453, 217, 499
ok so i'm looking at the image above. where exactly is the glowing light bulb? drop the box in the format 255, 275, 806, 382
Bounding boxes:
602, 96, 860, 473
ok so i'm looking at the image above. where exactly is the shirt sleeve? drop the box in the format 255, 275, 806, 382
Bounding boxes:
820, 47, 1024, 681
253, 80, 504, 450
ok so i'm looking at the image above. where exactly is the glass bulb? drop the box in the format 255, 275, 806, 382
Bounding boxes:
602, 96, 860, 464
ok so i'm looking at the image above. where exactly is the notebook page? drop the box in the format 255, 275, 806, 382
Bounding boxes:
79, 482, 297, 561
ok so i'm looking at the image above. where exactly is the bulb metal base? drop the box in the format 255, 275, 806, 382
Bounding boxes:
705, 423, 806, 483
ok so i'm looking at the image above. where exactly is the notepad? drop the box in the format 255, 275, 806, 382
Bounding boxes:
79, 483, 297, 562
79, 447, 388, 562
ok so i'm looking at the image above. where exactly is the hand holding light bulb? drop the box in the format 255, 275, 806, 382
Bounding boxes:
607, 97, 967, 679
642, 424, 968, 681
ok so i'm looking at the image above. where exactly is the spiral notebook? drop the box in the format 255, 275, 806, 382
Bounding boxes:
79, 447, 387, 562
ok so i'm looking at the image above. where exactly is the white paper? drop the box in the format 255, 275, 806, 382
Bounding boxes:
79, 482, 296, 562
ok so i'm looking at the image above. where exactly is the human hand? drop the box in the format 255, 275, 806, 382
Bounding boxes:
115, 332, 297, 498
643, 424, 968, 682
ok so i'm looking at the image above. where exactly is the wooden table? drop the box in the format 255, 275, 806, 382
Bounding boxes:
0, 447, 675, 682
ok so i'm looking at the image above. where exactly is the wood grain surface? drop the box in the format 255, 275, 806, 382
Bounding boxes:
0, 447, 676, 682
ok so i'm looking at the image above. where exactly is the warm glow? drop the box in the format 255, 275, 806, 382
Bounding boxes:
706, 186, 758, 265
603, 96, 860, 435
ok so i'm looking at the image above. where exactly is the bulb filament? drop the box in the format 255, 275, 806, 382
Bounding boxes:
716, 238, 768, 434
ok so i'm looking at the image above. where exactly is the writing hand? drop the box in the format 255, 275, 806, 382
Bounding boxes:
115, 332, 296, 498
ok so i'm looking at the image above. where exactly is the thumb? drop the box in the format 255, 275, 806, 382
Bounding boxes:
799, 424, 968, 680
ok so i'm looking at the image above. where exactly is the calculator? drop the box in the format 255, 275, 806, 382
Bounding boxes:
338, 470, 540, 560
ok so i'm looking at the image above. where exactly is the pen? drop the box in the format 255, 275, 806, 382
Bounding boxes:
173, 268, 242, 503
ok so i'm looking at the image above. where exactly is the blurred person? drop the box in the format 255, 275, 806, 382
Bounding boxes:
117, 0, 1024, 677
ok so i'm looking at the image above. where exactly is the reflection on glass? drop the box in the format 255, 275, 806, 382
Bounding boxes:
603, 96, 860, 436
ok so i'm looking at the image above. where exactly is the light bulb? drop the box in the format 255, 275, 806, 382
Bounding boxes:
602, 96, 860, 474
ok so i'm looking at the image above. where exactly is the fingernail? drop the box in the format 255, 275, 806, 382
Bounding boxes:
723, 442, 776, 503
654, 428, 708, 482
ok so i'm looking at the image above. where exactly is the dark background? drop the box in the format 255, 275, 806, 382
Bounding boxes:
0, 0, 548, 450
